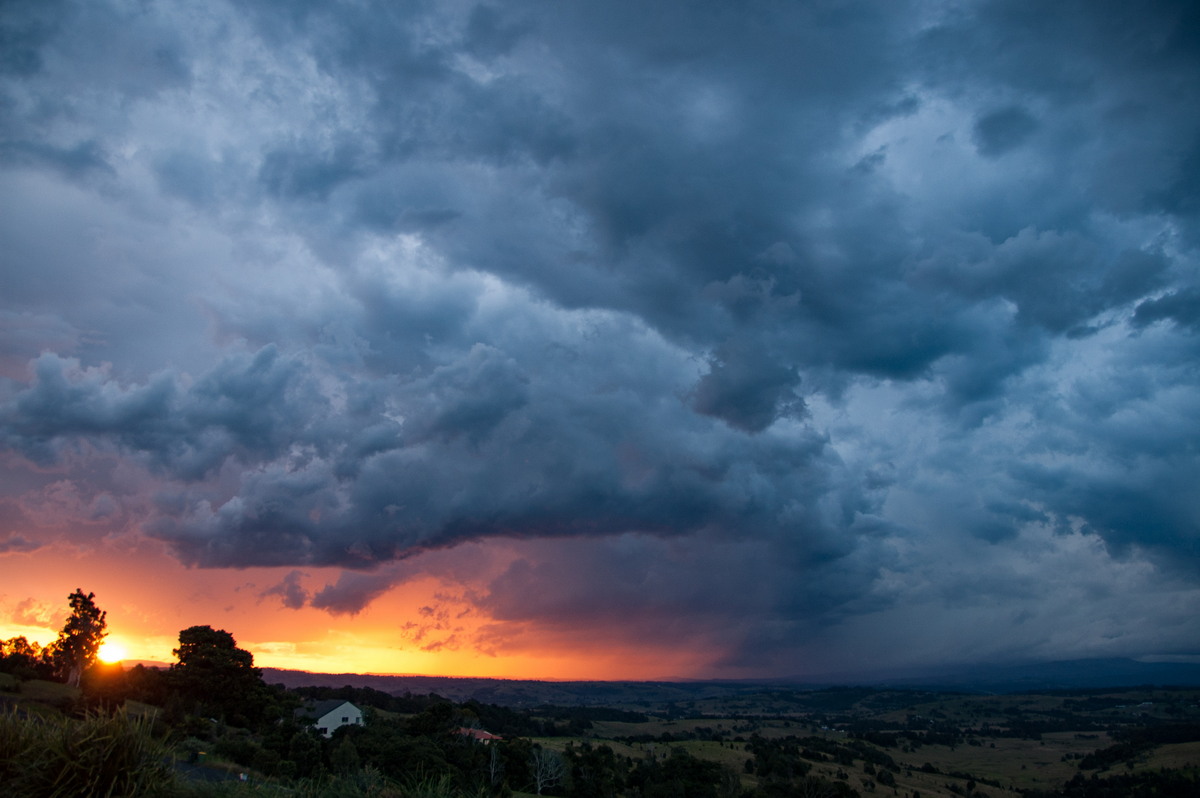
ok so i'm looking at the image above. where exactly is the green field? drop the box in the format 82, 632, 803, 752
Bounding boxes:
507, 687, 1200, 798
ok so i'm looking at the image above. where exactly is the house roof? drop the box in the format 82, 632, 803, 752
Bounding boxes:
297, 699, 358, 719
457, 727, 502, 742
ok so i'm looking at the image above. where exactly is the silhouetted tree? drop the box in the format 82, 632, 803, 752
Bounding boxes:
169, 625, 270, 726
0, 636, 53, 679
49, 589, 107, 687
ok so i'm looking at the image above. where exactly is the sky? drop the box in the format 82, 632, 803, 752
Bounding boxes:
1, 0, 1199, 682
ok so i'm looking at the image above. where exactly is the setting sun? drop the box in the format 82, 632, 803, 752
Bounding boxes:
97, 640, 128, 664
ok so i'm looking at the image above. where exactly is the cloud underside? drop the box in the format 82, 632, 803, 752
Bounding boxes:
1, 0, 1199, 673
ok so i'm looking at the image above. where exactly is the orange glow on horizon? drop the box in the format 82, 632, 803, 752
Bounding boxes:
0, 539, 722, 681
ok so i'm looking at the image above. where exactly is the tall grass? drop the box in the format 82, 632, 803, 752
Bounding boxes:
0, 706, 174, 796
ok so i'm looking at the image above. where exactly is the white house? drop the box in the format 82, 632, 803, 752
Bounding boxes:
299, 699, 364, 738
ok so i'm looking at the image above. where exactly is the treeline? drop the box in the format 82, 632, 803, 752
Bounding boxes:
291, 684, 649, 737
1077, 723, 1200, 770
292, 683, 449, 714
0, 635, 63, 681
1026, 769, 1199, 798
555, 738, 861, 798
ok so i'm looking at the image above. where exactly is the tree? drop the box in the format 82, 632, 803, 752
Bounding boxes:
169, 625, 268, 726
530, 746, 566, 795
290, 730, 325, 777
50, 589, 107, 687
487, 743, 506, 791
1, 636, 53, 680
331, 737, 361, 774
565, 742, 623, 798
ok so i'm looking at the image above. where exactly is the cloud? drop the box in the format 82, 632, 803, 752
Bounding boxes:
689, 338, 804, 433
0, 535, 42, 555
9, 596, 57, 626
0, 347, 323, 477
310, 569, 404, 616
972, 106, 1038, 157
1133, 287, 1200, 331
1, 0, 1199, 675
260, 570, 310, 610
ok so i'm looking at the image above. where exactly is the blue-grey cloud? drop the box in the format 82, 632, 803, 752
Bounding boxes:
1, 0, 1199, 675
973, 106, 1038, 157
1133, 287, 1200, 331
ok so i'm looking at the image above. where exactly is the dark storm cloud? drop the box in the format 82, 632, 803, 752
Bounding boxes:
2, 0, 1199, 673
689, 338, 805, 433
1133, 287, 1200, 331
972, 106, 1038, 158
0, 347, 323, 478
309, 570, 404, 616
1, 308, 873, 578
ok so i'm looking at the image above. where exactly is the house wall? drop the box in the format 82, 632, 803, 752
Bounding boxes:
315, 702, 364, 738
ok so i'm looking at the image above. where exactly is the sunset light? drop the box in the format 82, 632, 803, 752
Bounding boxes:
97, 640, 128, 664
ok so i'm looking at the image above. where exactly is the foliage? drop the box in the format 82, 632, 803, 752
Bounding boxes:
0, 706, 173, 796
83, 661, 172, 709
293, 684, 449, 715
48, 589, 108, 687
169, 625, 282, 728
564, 741, 623, 798
1028, 768, 1200, 797
625, 747, 738, 798
1078, 723, 1200, 770
0, 635, 56, 680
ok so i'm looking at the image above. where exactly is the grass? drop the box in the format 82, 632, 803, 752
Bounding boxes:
560, 709, 1147, 798
665, 739, 753, 769
0, 705, 174, 796
1134, 740, 1200, 772
9, 677, 79, 703
0, 678, 78, 720
896, 732, 1113, 791
553, 692, 1200, 797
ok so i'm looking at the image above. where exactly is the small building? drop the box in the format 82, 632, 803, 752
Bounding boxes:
457, 726, 502, 744
298, 699, 364, 738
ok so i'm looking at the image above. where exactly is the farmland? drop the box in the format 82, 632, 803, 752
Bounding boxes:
4, 659, 1200, 797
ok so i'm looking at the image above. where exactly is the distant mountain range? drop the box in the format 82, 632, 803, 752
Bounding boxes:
254, 657, 1200, 707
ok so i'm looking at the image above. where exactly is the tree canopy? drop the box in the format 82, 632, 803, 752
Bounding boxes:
51, 589, 107, 687
169, 624, 272, 726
